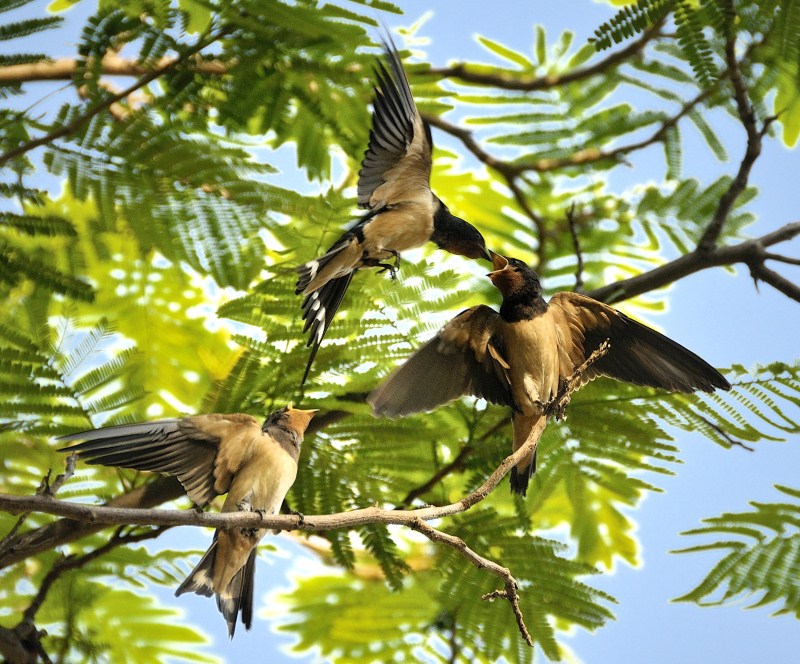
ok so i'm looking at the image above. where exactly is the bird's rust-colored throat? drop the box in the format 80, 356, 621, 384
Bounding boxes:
487, 251, 522, 293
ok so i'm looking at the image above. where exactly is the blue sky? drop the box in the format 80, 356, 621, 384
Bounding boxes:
7, 1, 799, 662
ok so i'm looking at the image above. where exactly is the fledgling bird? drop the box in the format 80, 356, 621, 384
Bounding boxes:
58, 405, 318, 637
368, 253, 730, 495
295, 38, 491, 385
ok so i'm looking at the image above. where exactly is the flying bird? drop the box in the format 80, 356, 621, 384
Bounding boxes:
295, 38, 490, 385
369, 253, 730, 495
59, 405, 318, 637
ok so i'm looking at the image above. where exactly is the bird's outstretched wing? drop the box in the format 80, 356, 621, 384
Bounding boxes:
357, 37, 433, 209
58, 413, 261, 506
548, 292, 730, 393
369, 305, 515, 417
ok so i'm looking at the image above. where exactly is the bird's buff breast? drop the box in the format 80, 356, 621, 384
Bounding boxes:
501, 318, 561, 415
221, 438, 298, 515
362, 201, 434, 255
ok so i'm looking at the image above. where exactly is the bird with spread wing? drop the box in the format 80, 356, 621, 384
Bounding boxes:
59, 405, 318, 637
296, 38, 490, 385
369, 253, 730, 495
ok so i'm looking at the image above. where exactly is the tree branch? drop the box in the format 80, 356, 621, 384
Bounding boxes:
697, 7, 769, 253
0, 422, 543, 531
0, 52, 227, 84
408, 518, 534, 647
587, 221, 800, 304
0, 30, 229, 169
566, 203, 585, 292
426, 22, 663, 91
399, 416, 510, 508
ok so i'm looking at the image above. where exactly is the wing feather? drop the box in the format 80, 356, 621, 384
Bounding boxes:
368, 305, 514, 417
548, 292, 730, 393
357, 38, 432, 209
58, 415, 246, 506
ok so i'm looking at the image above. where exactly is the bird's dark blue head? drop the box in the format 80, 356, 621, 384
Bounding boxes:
487, 252, 543, 299
430, 200, 491, 261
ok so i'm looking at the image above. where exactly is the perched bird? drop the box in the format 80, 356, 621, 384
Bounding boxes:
59, 405, 318, 637
295, 38, 490, 385
369, 252, 730, 495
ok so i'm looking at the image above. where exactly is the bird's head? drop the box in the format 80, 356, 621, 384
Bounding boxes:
487, 252, 542, 298
263, 404, 319, 437
431, 201, 491, 261
454, 221, 492, 261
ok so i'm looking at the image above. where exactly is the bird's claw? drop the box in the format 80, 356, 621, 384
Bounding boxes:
242, 508, 268, 538
375, 250, 401, 281
288, 508, 306, 526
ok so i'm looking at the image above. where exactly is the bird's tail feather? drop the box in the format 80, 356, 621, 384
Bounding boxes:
509, 449, 537, 496
175, 536, 217, 598
300, 273, 354, 386
216, 548, 257, 638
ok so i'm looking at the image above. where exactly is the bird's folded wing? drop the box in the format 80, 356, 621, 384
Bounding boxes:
357, 39, 432, 209
58, 413, 260, 506
368, 305, 515, 417
548, 292, 730, 393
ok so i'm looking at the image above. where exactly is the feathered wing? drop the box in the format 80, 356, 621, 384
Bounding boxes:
357, 38, 433, 209
548, 292, 731, 393
295, 39, 434, 383
368, 305, 515, 417
58, 414, 261, 506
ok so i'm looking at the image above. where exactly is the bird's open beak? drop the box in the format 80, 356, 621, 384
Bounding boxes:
286, 406, 319, 432
488, 250, 509, 277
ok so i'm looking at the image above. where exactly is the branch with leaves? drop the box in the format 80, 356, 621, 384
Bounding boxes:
0, 413, 546, 648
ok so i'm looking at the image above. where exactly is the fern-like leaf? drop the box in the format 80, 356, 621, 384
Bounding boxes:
673, 484, 800, 617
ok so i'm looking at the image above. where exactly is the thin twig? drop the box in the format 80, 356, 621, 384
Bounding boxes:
399, 416, 510, 508
588, 221, 800, 304
566, 203, 585, 293
22, 525, 169, 624
426, 22, 663, 92
408, 518, 534, 647
696, 415, 754, 452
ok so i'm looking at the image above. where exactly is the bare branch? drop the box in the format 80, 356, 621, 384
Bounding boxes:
426, 22, 662, 91
22, 525, 168, 624
587, 222, 800, 304
408, 518, 534, 647
749, 263, 800, 303
399, 416, 510, 508
0, 476, 184, 570
0, 422, 543, 531
697, 9, 767, 253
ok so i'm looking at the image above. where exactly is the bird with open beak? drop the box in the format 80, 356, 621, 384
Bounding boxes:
369, 252, 730, 495
295, 37, 491, 386
59, 405, 318, 637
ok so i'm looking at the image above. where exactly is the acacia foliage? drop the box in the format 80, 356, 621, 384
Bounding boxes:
0, 1, 798, 662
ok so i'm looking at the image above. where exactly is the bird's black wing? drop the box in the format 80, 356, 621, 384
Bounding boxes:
58, 416, 229, 507
357, 37, 432, 209
549, 292, 730, 393
368, 305, 515, 417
